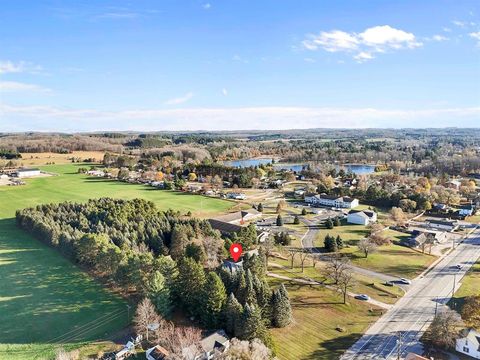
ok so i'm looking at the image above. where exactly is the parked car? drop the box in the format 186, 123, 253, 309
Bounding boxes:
399, 278, 411, 285
455, 264, 462, 270
384, 281, 394, 287
354, 294, 370, 301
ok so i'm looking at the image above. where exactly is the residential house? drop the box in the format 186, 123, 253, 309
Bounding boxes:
347, 210, 377, 225
146, 345, 170, 360
210, 209, 262, 226
305, 194, 359, 209
183, 330, 230, 360
426, 219, 459, 232
456, 328, 480, 359
15, 168, 41, 178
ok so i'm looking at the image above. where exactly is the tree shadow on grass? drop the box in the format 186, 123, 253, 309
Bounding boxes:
302, 333, 363, 360
0, 218, 128, 344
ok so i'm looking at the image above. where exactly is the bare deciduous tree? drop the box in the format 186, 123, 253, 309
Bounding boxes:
134, 298, 161, 342
424, 309, 462, 349
357, 238, 378, 258
337, 268, 355, 304
323, 255, 351, 285
203, 236, 223, 270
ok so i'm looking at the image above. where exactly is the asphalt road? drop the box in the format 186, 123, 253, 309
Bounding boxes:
341, 228, 480, 360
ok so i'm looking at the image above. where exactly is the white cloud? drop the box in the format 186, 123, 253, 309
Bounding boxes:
303, 57, 316, 63
1, 104, 479, 132
164, 92, 194, 105
353, 52, 374, 62
432, 34, 449, 41
203, 3, 211, 10
0, 60, 43, 74
0, 81, 51, 93
443, 27, 452, 33
452, 20, 467, 28
302, 25, 422, 62
470, 31, 480, 45
302, 30, 359, 52
222, 88, 228, 96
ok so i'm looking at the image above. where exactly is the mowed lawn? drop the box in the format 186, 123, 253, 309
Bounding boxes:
269, 278, 381, 360
0, 163, 233, 359
450, 260, 480, 312
315, 222, 436, 279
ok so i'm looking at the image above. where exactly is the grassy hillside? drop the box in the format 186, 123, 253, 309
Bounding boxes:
0, 163, 233, 359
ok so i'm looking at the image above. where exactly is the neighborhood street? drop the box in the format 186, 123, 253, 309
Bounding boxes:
341, 228, 480, 360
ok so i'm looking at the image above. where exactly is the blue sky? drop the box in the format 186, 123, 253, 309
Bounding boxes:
0, 0, 479, 131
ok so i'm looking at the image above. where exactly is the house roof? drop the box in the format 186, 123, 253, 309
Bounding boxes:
212, 209, 261, 224
208, 219, 243, 234
17, 168, 40, 172
405, 353, 429, 360
427, 219, 457, 226
200, 330, 229, 353
148, 345, 170, 360
348, 210, 376, 218
317, 194, 357, 203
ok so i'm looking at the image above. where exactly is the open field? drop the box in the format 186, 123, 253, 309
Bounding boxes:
268, 278, 382, 360
0, 163, 233, 359
315, 223, 436, 279
0, 220, 128, 360
269, 259, 404, 305
0, 163, 233, 219
17, 151, 106, 166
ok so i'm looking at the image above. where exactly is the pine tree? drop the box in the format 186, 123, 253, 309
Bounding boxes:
257, 203, 264, 212
334, 217, 341, 226
336, 235, 344, 249
244, 270, 258, 306
169, 224, 188, 259
242, 304, 268, 342
224, 293, 244, 337
301, 208, 307, 216
324, 234, 338, 252
326, 218, 334, 229
272, 284, 292, 327
276, 214, 283, 226
235, 270, 247, 304
202, 272, 227, 328
145, 270, 172, 318
293, 215, 300, 225
175, 257, 206, 318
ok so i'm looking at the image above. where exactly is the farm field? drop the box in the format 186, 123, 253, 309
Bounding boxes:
0, 163, 233, 359
268, 278, 381, 360
18, 151, 107, 166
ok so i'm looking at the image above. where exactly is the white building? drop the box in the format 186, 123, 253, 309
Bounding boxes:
305, 194, 359, 209
227, 192, 247, 200
456, 328, 480, 359
347, 210, 377, 225
15, 168, 41, 178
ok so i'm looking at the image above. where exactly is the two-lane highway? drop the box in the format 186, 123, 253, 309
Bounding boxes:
341, 228, 480, 360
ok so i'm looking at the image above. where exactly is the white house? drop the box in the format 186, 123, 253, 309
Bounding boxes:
347, 210, 377, 225
15, 168, 41, 178
305, 194, 359, 209
456, 328, 480, 359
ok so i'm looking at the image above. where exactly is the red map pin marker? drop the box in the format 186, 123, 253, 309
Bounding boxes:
229, 243, 243, 262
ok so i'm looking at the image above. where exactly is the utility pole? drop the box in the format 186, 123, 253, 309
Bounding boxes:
452, 273, 457, 309
126, 304, 131, 322
435, 297, 438, 316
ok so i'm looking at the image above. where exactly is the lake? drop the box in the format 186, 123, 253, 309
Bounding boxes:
223, 158, 375, 175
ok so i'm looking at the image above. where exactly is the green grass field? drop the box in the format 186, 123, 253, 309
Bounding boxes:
268, 278, 382, 360
0, 163, 233, 359
315, 223, 435, 279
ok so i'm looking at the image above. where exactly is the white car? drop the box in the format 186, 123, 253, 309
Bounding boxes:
399, 278, 411, 285
355, 294, 370, 301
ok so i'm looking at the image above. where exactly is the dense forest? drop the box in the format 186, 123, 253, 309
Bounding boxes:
15, 198, 291, 348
